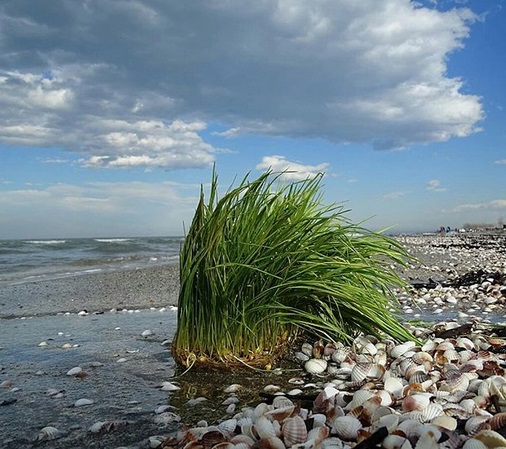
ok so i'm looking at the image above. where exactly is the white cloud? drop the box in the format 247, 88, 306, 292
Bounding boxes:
0, 0, 484, 167
453, 199, 506, 211
384, 191, 409, 200
256, 155, 329, 180
426, 179, 446, 192
494, 159, 506, 165
0, 181, 198, 237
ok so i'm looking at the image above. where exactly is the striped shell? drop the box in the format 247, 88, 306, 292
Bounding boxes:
305, 358, 328, 374
282, 416, 308, 447
331, 415, 362, 441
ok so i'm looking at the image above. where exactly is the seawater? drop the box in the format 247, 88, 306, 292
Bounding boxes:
0, 236, 183, 286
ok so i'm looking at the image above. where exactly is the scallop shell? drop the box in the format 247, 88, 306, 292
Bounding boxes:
218, 418, 238, 435
305, 358, 328, 374
331, 415, 362, 441
474, 430, 506, 448
390, 342, 416, 359
462, 439, 489, 449
34, 426, 62, 441
257, 437, 286, 449
431, 415, 457, 431
402, 394, 430, 412
272, 396, 295, 409
488, 412, 506, 431
255, 416, 277, 440
465, 416, 491, 436
384, 377, 404, 398
282, 416, 308, 447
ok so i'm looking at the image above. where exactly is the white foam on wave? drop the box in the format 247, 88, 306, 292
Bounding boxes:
25, 240, 67, 245
94, 238, 131, 243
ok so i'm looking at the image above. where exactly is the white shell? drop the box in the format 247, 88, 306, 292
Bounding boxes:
305, 358, 328, 374
255, 415, 277, 440
66, 366, 82, 376
74, 398, 94, 407
331, 415, 362, 440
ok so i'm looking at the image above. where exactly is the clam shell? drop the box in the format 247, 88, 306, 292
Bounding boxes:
34, 426, 62, 441
74, 398, 94, 407
384, 377, 404, 398
256, 437, 286, 449
402, 394, 430, 412
218, 418, 238, 434
465, 416, 491, 436
305, 358, 328, 374
331, 415, 362, 441
390, 342, 416, 359
66, 366, 82, 376
462, 439, 489, 449
475, 430, 506, 448
282, 416, 307, 447
255, 416, 277, 440
488, 412, 506, 431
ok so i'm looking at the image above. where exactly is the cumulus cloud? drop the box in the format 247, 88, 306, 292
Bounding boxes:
0, 0, 484, 168
427, 179, 446, 191
256, 155, 329, 180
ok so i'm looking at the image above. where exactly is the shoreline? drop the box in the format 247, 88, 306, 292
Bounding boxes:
0, 264, 180, 319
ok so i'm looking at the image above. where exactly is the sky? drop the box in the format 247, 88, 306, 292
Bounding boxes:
0, 0, 505, 239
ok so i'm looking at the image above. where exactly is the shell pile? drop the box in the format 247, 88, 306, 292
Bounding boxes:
159, 322, 506, 449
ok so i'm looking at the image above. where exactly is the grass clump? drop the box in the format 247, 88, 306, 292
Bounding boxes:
172, 170, 415, 369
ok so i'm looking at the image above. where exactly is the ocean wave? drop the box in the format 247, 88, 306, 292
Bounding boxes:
25, 240, 67, 245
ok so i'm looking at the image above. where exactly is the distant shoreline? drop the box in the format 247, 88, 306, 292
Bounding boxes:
0, 263, 179, 319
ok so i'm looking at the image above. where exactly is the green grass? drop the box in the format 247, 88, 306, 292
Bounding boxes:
172, 169, 416, 368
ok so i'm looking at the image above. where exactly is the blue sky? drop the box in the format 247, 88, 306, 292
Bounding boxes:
0, 0, 505, 239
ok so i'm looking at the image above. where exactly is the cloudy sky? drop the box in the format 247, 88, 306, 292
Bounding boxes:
1, 0, 505, 239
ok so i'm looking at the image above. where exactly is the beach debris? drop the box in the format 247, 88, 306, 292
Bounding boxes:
33, 426, 63, 441
160, 381, 181, 391
142, 329, 154, 338
89, 419, 133, 433
0, 379, 13, 388
77, 310, 88, 316
74, 398, 94, 407
38, 341, 49, 347
66, 366, 83, 376
117, 357, 128, 363
224, 384, 243, 394
153, 411, 181, 426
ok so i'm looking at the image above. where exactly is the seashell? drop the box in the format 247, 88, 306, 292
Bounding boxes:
212, 443, 235, 449
264, 384, 282, 393
304, 425, 330, 448
74, 398, 94, 407
160, 381, 181, 391
153, 411, 181, 426
301, 342, 314, 357
474, 430, 506, 448
396, 418, 421, 437
148, 435, 166, 448
382, 434, 407, 449
66, 366, 82, 376
218, 418, 238, 435
226, 403, 236, 414
230, 434, 256, 446
402, 394, 430, 412
200, 430, 226, 448
372, 413, 399, 433
253, 402, 271, 419
141, 329, 153, 337
224, 383, 242, 393
295, 351, 310, 362
222, 396, 239, 405
34, 426, 62, 441
462, 439, 489, 449
465, 416, 491, 436
255, 416, 277, 440
331, 415, 362, 441
255, 437, 286, 449
390, 342, 416, 359
384, 377, 404, 398
412, 351, 433, 364
305, 358, 328, 374
282, 416, 307, 447
331, 347, 351, 364
443, 370, 470, 393
488, 412, 506, 431
266, 405, 296, 422
431, 415, 457, 431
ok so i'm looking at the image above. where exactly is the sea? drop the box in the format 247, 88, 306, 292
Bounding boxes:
0, 236, 183, 287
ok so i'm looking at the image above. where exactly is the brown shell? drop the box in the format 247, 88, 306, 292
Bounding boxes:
281, 416, 307, 447
488, 412, 506, 431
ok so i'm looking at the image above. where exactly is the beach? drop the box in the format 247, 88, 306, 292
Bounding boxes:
1, 232, 505, 448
